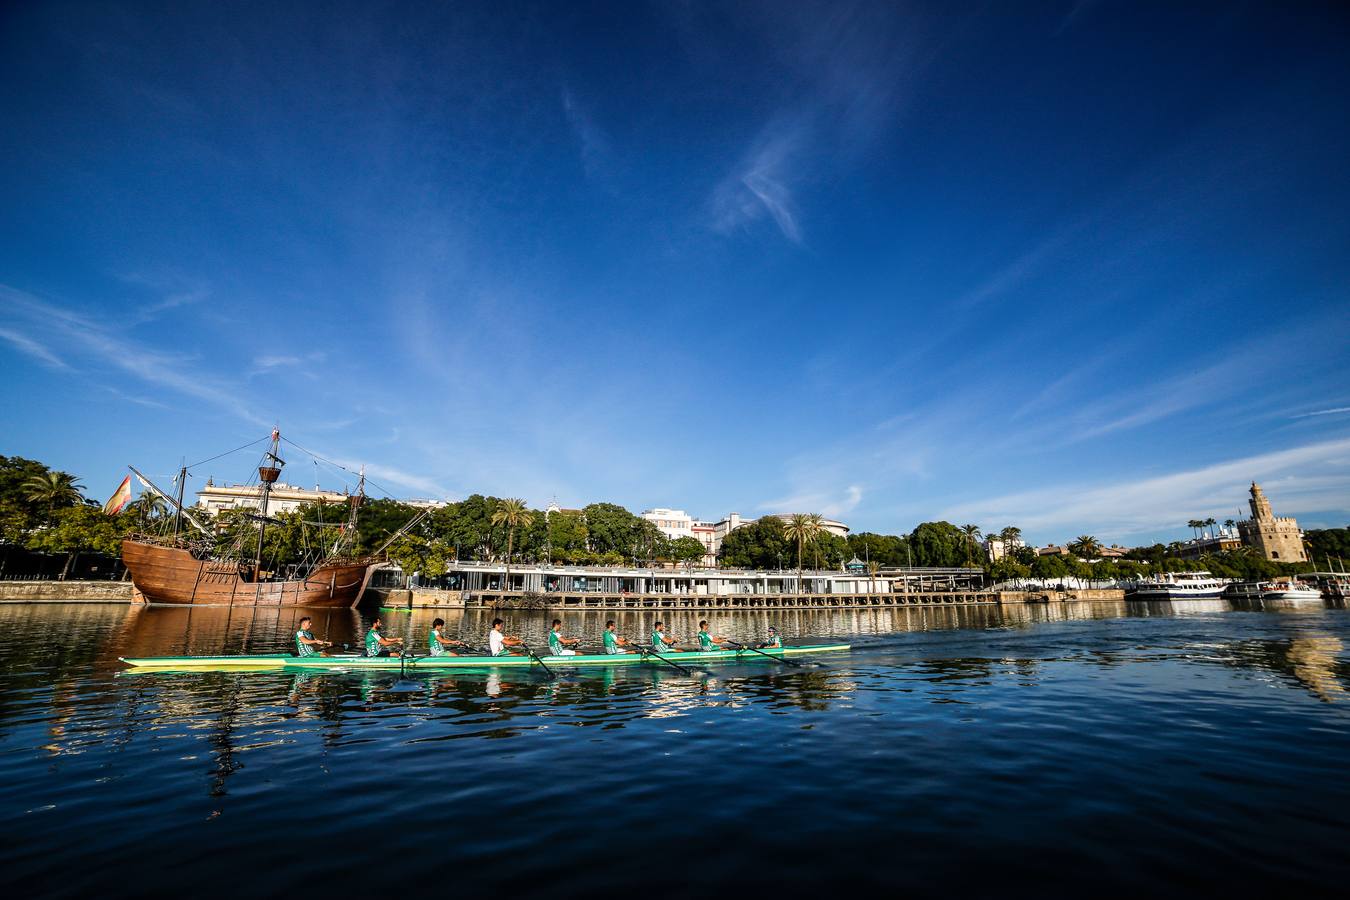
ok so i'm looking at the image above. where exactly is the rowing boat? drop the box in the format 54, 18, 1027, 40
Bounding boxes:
119, 643, 851, 671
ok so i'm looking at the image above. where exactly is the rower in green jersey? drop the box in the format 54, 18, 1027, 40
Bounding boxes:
650, 621, 683, 652
696, 620, 729, 651
759, 625, 782, 649
294, 616, 331, 657
363, 618, 404, 658
428, 618, 466, 657
602, 620, 636, 654
547, 619, 579, 656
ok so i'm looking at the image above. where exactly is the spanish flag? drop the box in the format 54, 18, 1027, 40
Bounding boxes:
104, 475, 132, 515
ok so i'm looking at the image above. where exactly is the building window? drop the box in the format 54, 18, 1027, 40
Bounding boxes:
1272, 552, 1279, 559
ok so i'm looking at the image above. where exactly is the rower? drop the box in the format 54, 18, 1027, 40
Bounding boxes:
650, 621, 683, 653
696, 620, 729, 651
428, 618, 465, 657
547, 619, 579, 656
364, 617, 404, 657
294, 616, 331, 657
602, 620, 636, 654
759, 626, 783, 649
488, 618, 525, 657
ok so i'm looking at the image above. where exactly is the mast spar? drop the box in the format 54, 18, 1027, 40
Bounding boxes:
253, 428, 285, 580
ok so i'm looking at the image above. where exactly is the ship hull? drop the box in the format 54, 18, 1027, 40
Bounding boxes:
122, 539, 375, 608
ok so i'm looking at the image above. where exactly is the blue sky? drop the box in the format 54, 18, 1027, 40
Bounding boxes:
3, 1, 1349, 546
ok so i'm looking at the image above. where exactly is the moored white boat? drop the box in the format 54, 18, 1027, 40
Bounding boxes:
1260, 579, 1323, 602
1129, 571, 1228, 600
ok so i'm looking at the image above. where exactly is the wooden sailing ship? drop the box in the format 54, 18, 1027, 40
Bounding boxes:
121, 430, 379, 608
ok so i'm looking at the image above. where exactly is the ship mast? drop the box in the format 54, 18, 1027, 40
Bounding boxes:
253, 428, 285, 580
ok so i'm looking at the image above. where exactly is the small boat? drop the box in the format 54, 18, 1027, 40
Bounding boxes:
1128, 571, 1228, 600
1260, 579, 1323, 602
119, 643, 852, 671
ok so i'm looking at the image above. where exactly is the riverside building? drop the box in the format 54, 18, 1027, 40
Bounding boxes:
1238, 482, 1307, 562
641, 508, 850, 567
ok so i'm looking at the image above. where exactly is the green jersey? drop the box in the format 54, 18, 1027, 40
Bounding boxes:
428, 629, 445, 656
763, 634, 782, 648
651, 629, 666, 650
296, 629, 317, 657
603, 631, 620, 654
698, 629, 718, 651
548, 631, 565, 655
364, 628, 382, 657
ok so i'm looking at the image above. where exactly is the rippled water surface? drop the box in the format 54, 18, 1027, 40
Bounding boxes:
3, 600, 1349, 897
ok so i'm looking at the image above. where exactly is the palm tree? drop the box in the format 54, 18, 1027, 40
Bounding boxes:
127, 494, 169, 529
1224, 518, 1236, 532
490, 499, 534, 595
1186, 519, 1202, 541
1069, 534, 1102, 560
782, 513, 822, 595
22, 471, 85, 523
960, 524, 983, 566
1203, 517, 1217, 539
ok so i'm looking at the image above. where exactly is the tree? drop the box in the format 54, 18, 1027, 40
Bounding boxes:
781, 513, 822, 593
126, 493, 169, 530
719, 516, 791, 569
908, 521, 967, 567
1186, 519, 1202, 541
1203, 517, 1217, 538
959, 524, 983, 566
22, 471, 86, 523
25, 504, 127, 579
491, 498, 534, 592
1068, 535, 1102, 560
669, 536, 706, 568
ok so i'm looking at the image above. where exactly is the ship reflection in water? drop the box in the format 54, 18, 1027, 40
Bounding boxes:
2, 599, 1349, 897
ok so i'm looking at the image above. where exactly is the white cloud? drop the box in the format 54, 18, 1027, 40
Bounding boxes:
0, 326, 68, 369
1293, 406, 1350, 419
709, 121, 807, 244
940, 437, 1350, 542
2, 284, 264, 425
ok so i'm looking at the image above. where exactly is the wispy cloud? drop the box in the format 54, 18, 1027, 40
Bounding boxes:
0, 326, 68, 370
1293, 406, 1350, 419
709, 119, 807, 244
941, 437, 1350, 541
561, 88, 612, 180
2, 284, 264, 425
760, 483, 864, 519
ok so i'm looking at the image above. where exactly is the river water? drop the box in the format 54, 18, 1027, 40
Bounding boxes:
2, 599, 1349, 897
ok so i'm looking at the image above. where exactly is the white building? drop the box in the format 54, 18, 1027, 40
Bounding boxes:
984, 536, 1028, 561
196, 479, 351, 517
642, 509, 849, 567
767, 514, 850, 538
640, 508, 697, 540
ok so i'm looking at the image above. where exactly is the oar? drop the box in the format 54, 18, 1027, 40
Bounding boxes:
727, 640, 803, 668
626, 638, 692, 675
519, 642, 556, 680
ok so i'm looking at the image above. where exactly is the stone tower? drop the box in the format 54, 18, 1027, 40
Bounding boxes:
1237, 482, 1307, 562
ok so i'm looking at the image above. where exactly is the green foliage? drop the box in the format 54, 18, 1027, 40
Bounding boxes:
719, 516, 792, 569
1305, 527, 1350, 565
669, 535, 707, 565
908, 521, 969, 567
845, 532, 912, 567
